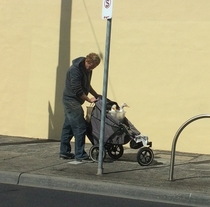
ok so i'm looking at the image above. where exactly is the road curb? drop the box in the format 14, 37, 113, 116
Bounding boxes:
0, 171, 208, 206
0, 171, 20, 185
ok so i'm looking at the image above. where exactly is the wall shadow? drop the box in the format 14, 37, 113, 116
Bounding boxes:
48, 0, 72, 140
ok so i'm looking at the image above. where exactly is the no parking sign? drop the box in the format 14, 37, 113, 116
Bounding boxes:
102, 0, 113, 19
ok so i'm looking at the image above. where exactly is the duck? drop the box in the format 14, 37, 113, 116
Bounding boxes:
108, 104, 117, 117
115, 103, 129, 121
111, 104, 117, 112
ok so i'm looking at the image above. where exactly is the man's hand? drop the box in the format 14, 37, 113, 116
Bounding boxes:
89, 97, 97, 103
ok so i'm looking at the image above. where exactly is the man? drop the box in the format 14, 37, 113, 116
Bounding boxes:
60, 53, 101, 161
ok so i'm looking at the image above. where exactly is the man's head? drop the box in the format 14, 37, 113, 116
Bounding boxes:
85, 53, 101, 71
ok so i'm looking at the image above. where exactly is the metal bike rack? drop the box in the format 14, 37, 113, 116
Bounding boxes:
169, 114, 210, 181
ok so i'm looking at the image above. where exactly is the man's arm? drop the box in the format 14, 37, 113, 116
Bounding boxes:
89, 85, 99, 98
80, 93, 97, 103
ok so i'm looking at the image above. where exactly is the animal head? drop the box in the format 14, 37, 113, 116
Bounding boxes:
111, 104, 117, 111
121, 103, 130, 108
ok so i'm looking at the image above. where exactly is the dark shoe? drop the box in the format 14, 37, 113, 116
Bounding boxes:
59, 153, 75, 159
76, 156, 92, 162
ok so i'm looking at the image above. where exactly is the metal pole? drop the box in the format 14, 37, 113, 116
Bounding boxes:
97, 18, 112, 175
169, 114, 210, 181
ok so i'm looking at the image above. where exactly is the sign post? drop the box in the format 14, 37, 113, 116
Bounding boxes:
97, 0, 113, 175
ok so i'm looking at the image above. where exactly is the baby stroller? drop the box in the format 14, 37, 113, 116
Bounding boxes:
86, 97, 154, 166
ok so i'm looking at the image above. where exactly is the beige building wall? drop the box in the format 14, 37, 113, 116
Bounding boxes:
1, 0, 210, 154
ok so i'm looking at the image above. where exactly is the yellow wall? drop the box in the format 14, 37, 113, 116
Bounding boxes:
1, 0, 210, 154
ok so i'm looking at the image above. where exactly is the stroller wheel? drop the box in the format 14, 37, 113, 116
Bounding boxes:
137, 147, 154, 166
89, 145, 106, 162
107, 144, 124, 160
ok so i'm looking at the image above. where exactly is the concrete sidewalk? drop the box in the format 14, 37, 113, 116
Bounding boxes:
0, 135, 210, 206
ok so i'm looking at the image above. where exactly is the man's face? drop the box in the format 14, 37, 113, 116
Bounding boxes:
85, 60, 98, 71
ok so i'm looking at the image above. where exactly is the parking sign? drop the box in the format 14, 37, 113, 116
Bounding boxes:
102, 0, 113, 19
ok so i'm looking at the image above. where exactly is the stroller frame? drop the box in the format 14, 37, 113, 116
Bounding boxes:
86, 97, 154, 166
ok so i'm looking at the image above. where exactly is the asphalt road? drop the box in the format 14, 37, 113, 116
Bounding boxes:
0, 183, 192, 207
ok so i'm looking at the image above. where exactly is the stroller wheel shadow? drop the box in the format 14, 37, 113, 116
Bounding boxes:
104, 152, 164, 166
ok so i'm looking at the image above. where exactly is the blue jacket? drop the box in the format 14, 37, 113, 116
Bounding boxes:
63, 57, 92, 104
